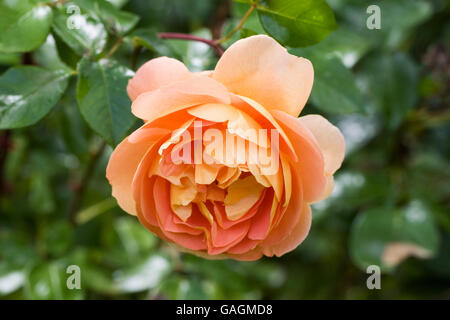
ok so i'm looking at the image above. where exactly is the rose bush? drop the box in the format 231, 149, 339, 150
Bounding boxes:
106, 35, 345, 260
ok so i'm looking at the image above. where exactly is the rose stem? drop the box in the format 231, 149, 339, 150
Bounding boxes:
157, 32, 224, 56
214, 1, 257, 45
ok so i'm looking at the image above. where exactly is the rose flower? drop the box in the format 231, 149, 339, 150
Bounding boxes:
106, 35, 345, 260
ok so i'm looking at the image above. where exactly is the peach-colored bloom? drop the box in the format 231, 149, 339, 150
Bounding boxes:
106, 35, 345, 260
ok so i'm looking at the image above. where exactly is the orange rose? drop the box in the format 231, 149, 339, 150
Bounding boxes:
106, 35, 345, 260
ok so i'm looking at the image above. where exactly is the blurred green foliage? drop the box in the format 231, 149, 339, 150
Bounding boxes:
0, 0, 449, 299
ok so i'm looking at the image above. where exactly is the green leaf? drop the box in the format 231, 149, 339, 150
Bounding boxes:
75, 0, 139, 36
114, 217, 157, 256
24, 262, 84, 299
291, 48, 364, 114
159, 274, 210, 299
358, 52, 420, 129
76, 57, 136, 146
0, 66, 71, 129
0, 228, 33, 297
130, 29, 178, 58
347, 0, 432, 30
52, 31, 82, 70
350, 202, 440, 272
240, 28, 258, 39
82, 265, 119, 295
222, 2, 265, 46
311, 56, 364, 114
51, 4, 108, 56
33, 35, 72, 72
114, 254, 171, 293
302, 26, 372, 68
340, 0, 432, 49
0, 230, 37, 272
0, 0, 53, 53
29, 172, 55, 215
175, 278, 209, 299
184, 256, 254, 297
105, 0, 129, 8
42, 221, 75, 257
256, 0, 337, 47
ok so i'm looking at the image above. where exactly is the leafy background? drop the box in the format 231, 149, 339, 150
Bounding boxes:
0, 0, 449, 299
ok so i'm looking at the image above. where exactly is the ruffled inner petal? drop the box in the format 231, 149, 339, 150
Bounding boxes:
224, 175, 265, 221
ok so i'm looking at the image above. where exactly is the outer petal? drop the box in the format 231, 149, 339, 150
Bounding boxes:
127, 57, 192, 101
261, 159, 303, 248
298, 115, 345, 175
263, 204, 312, 257
106, 127, 169, 215
229, 246, 264, 261
213, 35, 313, 116
131, 76, 231, 122
316, 176, 335, 202
272, 110, 326, 203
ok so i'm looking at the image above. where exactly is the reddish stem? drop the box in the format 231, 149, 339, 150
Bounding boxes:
157, 32, 224, 56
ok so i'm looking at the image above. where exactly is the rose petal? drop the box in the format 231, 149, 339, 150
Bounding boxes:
315, 175, 335, 203
280, 153, 292, 207
188, 103, 266, 148
195, 163, 221, 185
299, 115, 345, 175
213, 189, 267, 229
131, 76, 230, 121
272, 110, 326, 203
154, 177, 200, 234
106, 127, 168, 215
229, 247, 263, 261
261, 161, 303, 247
227, 238, 259, 255
248, 190, 276, 240
214, 35, 313, 116
127, 57, 192, 101
211, 219, 250, 249
231, 94, 297, 163
263, 204, 312, 257
224, 175, 265, 221
206, 184, 225, 202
